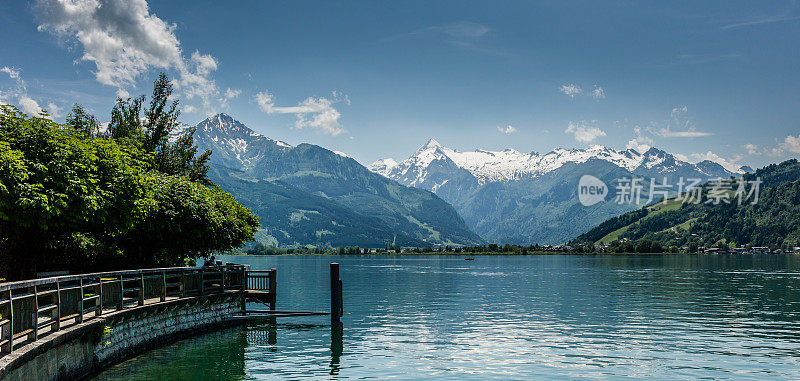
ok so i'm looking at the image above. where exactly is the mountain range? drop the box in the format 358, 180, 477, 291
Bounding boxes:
184, 114, 482, 248
369, 139, 744, 245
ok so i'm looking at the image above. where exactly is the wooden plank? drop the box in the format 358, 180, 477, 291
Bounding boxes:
11, 292, 35, 301
37, 304, 58, 313
82, 294, 100, 301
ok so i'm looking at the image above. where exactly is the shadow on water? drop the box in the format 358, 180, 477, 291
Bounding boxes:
92, 320, 342, 380
92, 327, 249, 380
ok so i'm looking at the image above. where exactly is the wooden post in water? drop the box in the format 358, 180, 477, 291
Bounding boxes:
268, 268, 277, 311
330, 263, 342, 323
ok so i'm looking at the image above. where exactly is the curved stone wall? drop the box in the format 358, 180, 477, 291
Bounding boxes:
0, 293, 244, 381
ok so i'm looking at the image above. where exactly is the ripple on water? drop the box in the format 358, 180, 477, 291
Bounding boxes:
93, 254, 800, 380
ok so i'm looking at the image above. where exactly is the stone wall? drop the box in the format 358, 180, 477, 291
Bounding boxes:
0, 293, 244, 381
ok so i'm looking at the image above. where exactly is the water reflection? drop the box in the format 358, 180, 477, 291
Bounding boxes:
330, 321, 343, 375
95, 254, 800, 379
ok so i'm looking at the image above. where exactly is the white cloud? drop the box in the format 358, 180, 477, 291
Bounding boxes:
625, 126, 654, 153
565, 120, 606, 143
255, 90, 347, 136
1, 67, 20, 79
674, 153, 690, 162
780, 135, 800, 154
691, 151, 744, 173
656, 106, 712, 138
626, 138, 651, 154
224, 88, 241, 99
559, 84, 582, 98
190, 51, 217, 76
722, 15, 800, 30
35, 0, 222, 114
0, 66, 61, 118
433, 22, 489, 39
497, 125, 517, 134
660, 130, 713, 138
46, 102, 63, 118
18, 96, 43, 116
742, 143, 759, 155
591, 85, 606, 99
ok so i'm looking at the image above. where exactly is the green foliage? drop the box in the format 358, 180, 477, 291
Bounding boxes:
109, 73, 212, 184
574, 208, 649, 244
65, 104, 100, 138
0, 105, 152, 277
114, 172, 259, 267
0, 86, 258, 279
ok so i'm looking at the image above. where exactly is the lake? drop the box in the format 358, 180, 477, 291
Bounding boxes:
93, 254, 800, 379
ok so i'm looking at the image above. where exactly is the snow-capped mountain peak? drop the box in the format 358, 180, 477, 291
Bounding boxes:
422, 138, 442, 149
183, 113, 293, 169
370, 139, 740, 185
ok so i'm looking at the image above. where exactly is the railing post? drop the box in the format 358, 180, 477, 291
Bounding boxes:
269, 268, 277, 311
199, 269, 205, 296
161, 271, 167, 302
78, 278, 84, 323
138, 272, 145, 306
5, 289, 13, 353
54, 280, 61, 332
97, 276, 103, 317
180, 271, 186, 298
221, 267, 227, 292
117, 276, 124, 310
240, 269, 247, 313
330, 263, 342, 323
32, 286, 39, 341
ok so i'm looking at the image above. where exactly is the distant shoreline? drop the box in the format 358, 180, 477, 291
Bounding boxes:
224, 251, 742, 257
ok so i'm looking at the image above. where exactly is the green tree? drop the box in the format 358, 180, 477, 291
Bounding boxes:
65, 104, 99, 138
0, 106, 152, 278
112, 173, 259, 268
0, 105, 259, 279
109, 73, 212, 184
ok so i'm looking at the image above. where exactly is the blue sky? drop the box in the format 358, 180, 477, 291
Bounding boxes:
1, 0, 799, 169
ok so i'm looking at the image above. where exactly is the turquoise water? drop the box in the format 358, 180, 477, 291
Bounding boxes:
94, 254, 800, 379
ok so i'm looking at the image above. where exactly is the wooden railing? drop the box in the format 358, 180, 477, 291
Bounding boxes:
0, 264, 250, 357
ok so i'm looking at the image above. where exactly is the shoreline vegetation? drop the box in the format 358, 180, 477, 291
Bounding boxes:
230, 251, 757, 256
239, 242, 794, 257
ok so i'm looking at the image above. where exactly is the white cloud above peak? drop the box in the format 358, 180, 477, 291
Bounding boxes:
691, 151, 744, 173
255, 90, 348, 136
656, 106, 712, 138
559, 84, 582, 98
225, 88, 241, 99
591, 86, 606, 99
497, 125, 517, 134
565, 120, 606, 143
